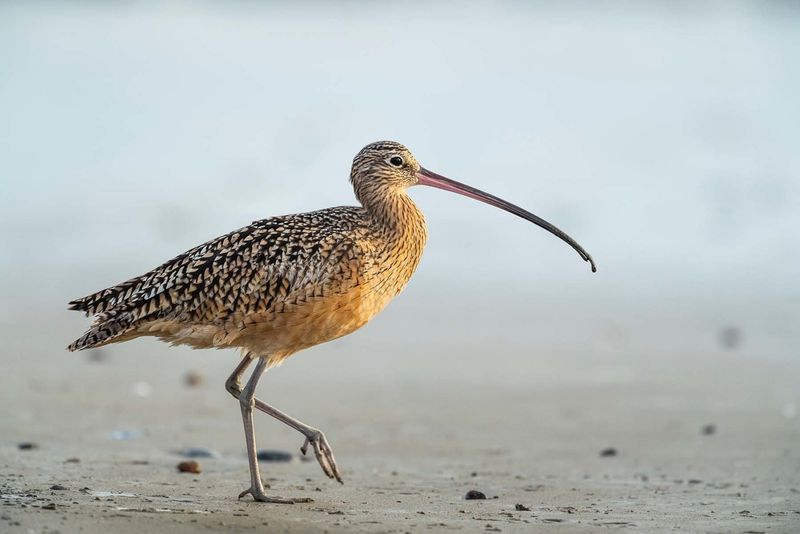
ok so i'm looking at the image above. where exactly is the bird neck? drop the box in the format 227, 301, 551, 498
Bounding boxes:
358, 185, 427, 243
358, 185, 428, 293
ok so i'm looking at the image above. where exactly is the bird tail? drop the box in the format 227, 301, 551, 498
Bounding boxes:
67, 314, 135, 351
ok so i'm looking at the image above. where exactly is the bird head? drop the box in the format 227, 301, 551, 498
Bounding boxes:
350, 141, 420, 193
351, 140, 596, 272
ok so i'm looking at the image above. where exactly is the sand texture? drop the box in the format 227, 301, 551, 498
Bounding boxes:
2, 328, 798, 533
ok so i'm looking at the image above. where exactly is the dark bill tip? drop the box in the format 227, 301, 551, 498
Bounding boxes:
416, 166, 596, 273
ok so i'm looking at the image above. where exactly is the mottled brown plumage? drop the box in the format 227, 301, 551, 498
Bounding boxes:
68, 142, 427, 367
67, 140, 594, 503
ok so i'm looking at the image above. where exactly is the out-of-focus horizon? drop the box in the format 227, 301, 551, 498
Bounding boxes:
1, 1, 798, 375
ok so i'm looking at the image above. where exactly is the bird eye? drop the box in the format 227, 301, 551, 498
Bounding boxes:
389, 156, 404, 167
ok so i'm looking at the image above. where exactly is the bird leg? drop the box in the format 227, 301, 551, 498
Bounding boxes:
225, 352, 255, 399
234, 357, 313, 504
254, 398, 343, 484
225, 354, 343, 484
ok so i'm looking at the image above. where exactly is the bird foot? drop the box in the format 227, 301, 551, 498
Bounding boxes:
301, 429, 343, 484
238, 486, 313, 504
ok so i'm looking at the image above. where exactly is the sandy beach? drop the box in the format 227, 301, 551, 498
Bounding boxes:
2, 312, 799, 533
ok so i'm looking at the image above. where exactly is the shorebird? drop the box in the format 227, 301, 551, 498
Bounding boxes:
68, 141, 595, 503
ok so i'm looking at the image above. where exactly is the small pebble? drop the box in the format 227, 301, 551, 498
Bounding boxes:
130, 381, 152, 398
50, 485, 68, 491
41, 503, 56, 510
600, 447, 617, 457
108, 429, 142, 441
465, 490, 486, 500
180, 447, 220, 459
86, 349, 108, 363
177, 460, 201, 474
515, 503, 531, 511
257, 450, 293, 462
701, 424, 717, 435
64, 458, 80, 463
184, 371, 204, 388
17, 442, 38, 450
718, 326, 743, 350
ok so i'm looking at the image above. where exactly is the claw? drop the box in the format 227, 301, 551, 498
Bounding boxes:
303, 430, 344, 484
238, 486, 313, 504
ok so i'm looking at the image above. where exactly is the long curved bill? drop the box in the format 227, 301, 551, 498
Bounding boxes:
416, 167, 596, 272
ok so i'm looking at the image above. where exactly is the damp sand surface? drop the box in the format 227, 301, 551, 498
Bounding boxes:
2, 335, 799, 533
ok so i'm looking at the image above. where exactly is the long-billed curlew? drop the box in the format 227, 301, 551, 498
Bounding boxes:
68, 141, 595, 503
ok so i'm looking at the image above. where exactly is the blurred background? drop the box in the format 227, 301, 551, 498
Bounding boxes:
1, 1, 798, 399
2, 5, 800, 531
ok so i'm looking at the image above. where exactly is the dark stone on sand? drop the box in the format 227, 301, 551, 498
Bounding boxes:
718, 326, 743, 350
50, 485, 68, 491
177, 460, 201, 474
600, 447, 617, 457
86, 349, 109, 363
180, 447, 220, 459
702, 424, 717, 435
257, 449, 293, 462
515, 503, 531, 511
465, 490, 486, 500
17, 442, 38, 450
183, 371, 204, 387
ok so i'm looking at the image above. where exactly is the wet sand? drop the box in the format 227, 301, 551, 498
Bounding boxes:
2, 322, 799, 533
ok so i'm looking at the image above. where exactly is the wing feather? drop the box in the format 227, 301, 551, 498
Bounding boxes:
67, 208, 364, 351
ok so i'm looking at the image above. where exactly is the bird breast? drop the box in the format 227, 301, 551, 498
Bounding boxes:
234, 206, 427, 365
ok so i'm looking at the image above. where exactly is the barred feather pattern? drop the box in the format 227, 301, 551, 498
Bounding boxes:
68, 142, 429, 365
